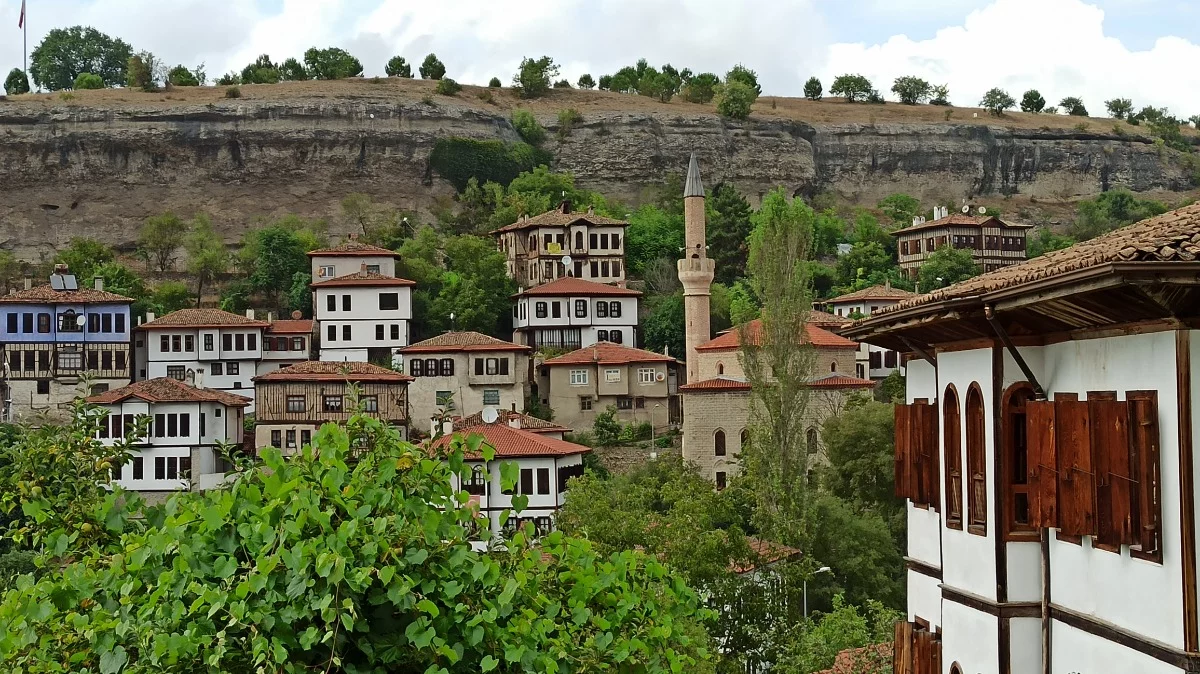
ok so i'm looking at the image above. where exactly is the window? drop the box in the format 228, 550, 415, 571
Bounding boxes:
574, 231, 584, 249
483, 389, 500, 405
235, 334, 244, 351
596, 302, 608, 318
301, 430, 311, 447
609, 301, 621, 318
287, 395, 306, 413
639, 368, 656, 384
211, 363, 223, 376
612, 260, 622, 277
132, 457, 144, 480
390, 324, 400, 341
327, 295, 337, 312
590, 233, 598, 249
58, 351, 82, 370
537, 468, 550, 495
286, 430, 296, 448
966, 385, 987, 534
716, 472, 727, 490
715, 430, 726, 456
570, 370, 588, 385
543, 233, 553, 249
436, 391, 453, 407
612, 233, 620, 249
424, 358, 438, 376
167, 414, 178, 437
439, 359, 454, 376
37, 350, 48, 372
5, 314, 14, 333
204, 334, 214, 351
184, 335, 194, 352
520, 468, 534, 495
884, 350, 898, 368
200, 412, 206, 437
601, 261, 610, 277
116, 352, 126, 371
499, 358, 509, 375
223, 334, 233, 351
226, 362, 240, 375
830, 361, 837, 373
635, 397, 645, 409
474, 358, 484, 376
160, 335, 170, 353
36, 313, 50, 333
23, 351, 34, 372
59, 310, 82, 332
609, 331, 623, 344
600, 233, 609, 249
616, 397, 633, 410
323, 395, 344, 413
536, 302, 548, 319
271, 430, 282, 448
167, 365, 186, 380
248, 333, 257, 351
486, 358, 499, 375
21, 313, 32, 333
466, 465, 487, 495
327, 325, 336, 342
575, 300, 587, 318
605, 368, 620, 382
376, 324, 385, 340
574, 260, 584, 277
944, 386, 963, 530
409, 359, 423, 376
717, 363, 725, 375
551, 302, 561, 319
379, 293, 399, 310
180, 414, 191, 436
342, 325, 351, 341
1002, 383, 1036, 539
590, 261, 599, 277
579, 397, 592, 411
807, 427, 819, 458
170, 335, 181, 352
342, 295, 351, 311
319, 265, 335, 278
597, 330, 609, 342
291, 337, 304, 351
366, 264, 380, 274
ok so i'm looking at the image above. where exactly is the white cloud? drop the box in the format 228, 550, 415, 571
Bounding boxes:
821, 0, 1200, 116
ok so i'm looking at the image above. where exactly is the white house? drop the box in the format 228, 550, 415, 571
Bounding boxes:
87, 378, 249, 493
844, 203, 1200, 674
820, 283, 917, 381
431, 420, 589, 547
512, 277, 640, 351
491, 200, 629, 289
135, 308, 267, 411
259, 313, 314, 376
308, 240, 414, 363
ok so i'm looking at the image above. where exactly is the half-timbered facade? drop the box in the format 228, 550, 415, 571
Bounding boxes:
252, 360, 411, 451
845, 203, 1200, 674
492, 201, 629, 290
894, 211, 1032, 280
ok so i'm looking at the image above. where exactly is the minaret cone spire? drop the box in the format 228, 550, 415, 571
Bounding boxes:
677, 152, 716, 384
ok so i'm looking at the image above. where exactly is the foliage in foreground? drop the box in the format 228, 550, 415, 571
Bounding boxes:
0, 413, 712, 672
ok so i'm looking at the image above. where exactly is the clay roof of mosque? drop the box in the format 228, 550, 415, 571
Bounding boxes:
695, 320, 858, 351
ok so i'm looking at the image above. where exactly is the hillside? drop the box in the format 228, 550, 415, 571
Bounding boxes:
1, 78, 1196, 258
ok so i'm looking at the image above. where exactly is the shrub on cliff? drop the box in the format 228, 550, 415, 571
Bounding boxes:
830, 74, 872, 102
125, 51, 161, 92
891, 76, 931, 105
429, 138, 550, 191
72, 72, 104, 90
725, 63, 761, 96
166, 65, 202, 87
4, 68, 29, 95
488, 76, 502, 88
434, 77, 461, 95
1060, 96, 1088, 117
577, 73, 596, 89
303, 47, 362, 80
1105, 98, 1133, 120
280, 57, 308, 81
715, 80, 756, 119
929, 84, 950, 106
419, 52, 446, 80
241, 54, 281, 84
511, 109, 547, 145
385, 55, 411, 77
513, 55, 559, 99
681, 72, 719, 104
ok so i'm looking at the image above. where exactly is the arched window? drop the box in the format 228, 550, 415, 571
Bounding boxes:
806, 427, 819, 457
1003, 382, 1036, 539
574, 231, 583, 249
966, 384, 987, 534
830, 361, 837, 373
740, 428, 748, 450
944, 385, 963, 530
950, 664, 964, 674
717, 363, 724, 375
715, 430, 726, 457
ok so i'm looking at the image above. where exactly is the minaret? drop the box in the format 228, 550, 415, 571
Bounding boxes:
677, 152, 715, 383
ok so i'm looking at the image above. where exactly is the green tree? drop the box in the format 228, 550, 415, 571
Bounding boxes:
53, 238, 114, 281
834, 242, 896, 292
812, 210, 846, 259
150, 280, 192, 314
890, 76, 931, 105
1060, 96, 1088, 116
681, 72, 719, 103
1020, 89, 1046, 113
598, 74, 613, 90
4, 68, 29, 94
729, 279, 760, 325
513, 55, 559, 98
708, 183, 754, 284
166, 65, 200, 87
643, 293, 685, 359
125, 51, 160, 92
72, 72, 103, 89
286, 271, 313, 317
830, 74, 872, 102
510, 108, 546, 145
433, 235, 517, 334
1026, 226, 1075, 258
185, 214, 229, 303
637, 67, 677, 103
577, 73, 596, 89
138, 211, 189, 272
85, 262, 152, 317
1071, 189, 1168, 240
803, 76, 822, 101
419, 52, 446, 79
303, 47, 362, 80
592, 406, 623, 446
918, 246, 979, 291
929, 84, 950, 106
434, 77, 461, 95
822, 397, 906, 543
29, 26, 132, 90
980, 87, 1016, 116
385, 55, 411, 77
279, 57, 308, 81
241, 53, 280, 84
877, 193, 921, 227
716, 80, 757, 119
1106, 97, 1133, 120
725, 63, 761, 95
240, 223, 319, 312
807, 493, 905, 608
626, 204, 684, 277
0, 251, 27, 295
488, 76, 502, 87
777, 595, 900, 674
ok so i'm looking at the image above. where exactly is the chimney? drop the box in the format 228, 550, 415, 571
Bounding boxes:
360, 262, 367, 272
508, 416, 522, 429
23, 273, 31, 290
245, 309, 255, 320
431, 417, 440, 437
587, 205, 595, 216
267, 311, 275, 323
94, 277, 104, 291
194, 369, 205, 389
443, 420, 454, 436
146, 311, 156, 323
885, 278, 892, 290
559, 200, 571, 214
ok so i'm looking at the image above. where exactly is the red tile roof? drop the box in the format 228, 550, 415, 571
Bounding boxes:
401, 331, 530, 354
892, 213, 1032, 236
731, 537, 802, 574
455, 410, 570, 434
543, 342, 676, 366
254, 360, 412, 383
809, 373, 876, 389
678, 377, 751, 393
0, 286, 133, 304
86, 378, 251, 407
827, 284, 919, 303
490, 203, 629, 234
696, 320, 858, 351
266, 319, 314, 334
429, 422, 590, 458
517, 277, 641, 297
307, 240, 400, 257
310, 271, 416, 288
141, 308, 268, 329
808, 310, 851, 327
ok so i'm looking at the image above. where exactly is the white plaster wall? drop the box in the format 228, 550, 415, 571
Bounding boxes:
1008, 617, 1042, 674
1051, 620, 1183, 674
1006, 541, 1042, 603
907, 570, 942, 630
941, 601, 999, 674
310, 254, 396, 279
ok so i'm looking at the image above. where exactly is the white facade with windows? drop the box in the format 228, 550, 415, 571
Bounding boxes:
400, 332, 531, 432
512, 277, 640, 351
308, 241, 414, 364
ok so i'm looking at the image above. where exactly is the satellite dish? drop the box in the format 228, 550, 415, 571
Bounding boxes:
962, 205, 971, 214
77, 315, 86, 328
561, 255, 572, 267
482, 407, 499, 424
977, 206, 987, 215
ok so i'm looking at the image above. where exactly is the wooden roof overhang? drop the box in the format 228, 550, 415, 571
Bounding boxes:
842, 262, 1200, 354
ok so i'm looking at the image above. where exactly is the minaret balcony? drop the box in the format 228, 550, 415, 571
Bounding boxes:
677, 257, 715, 292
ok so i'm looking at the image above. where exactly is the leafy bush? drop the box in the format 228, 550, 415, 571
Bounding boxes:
929, 84, 950, 106
125, 51, 160, 92
554, 79, 571, 88
280, 57, 307, 81
1105, 97, 1133, 120
477, 89, 495, 104
216, 72, 240, 86
866, 89, 886, 104
598, 74, 613, 90
830, 74, 872, 102
224, 85, 242, 99
419, 52, 445, 79
980, 87, 1015, 116
29, 26, 132, 90
4, 68, 29, 95
385, 55, 411, 77
488, 76, 501, 87
166, 65, 200, 87
513, 55, 559, 99
890, 76, 931, 104
1060, 96, 1088, 116
725, 63, 761, 95
803, 76, 822, 101
593, 406, 623, 447
241, 54, 280, 84
557, 107, 583, 137
434, 77, 461, 95
511, 108, 546, 145
304, 47, 362, 80
716, 80, 757, 119
1020, 89, 1045, 113
577, 73, 596, 89
428, 137, 550, 191
72, 72, 104, 89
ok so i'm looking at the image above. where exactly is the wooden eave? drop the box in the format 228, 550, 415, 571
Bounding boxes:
843, 262, 1200, 353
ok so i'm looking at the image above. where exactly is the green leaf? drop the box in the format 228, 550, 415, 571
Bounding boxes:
417, 599, 440, 617
99, 646, 128, 674
511, 494, 529, 513
481, 655, 499, 672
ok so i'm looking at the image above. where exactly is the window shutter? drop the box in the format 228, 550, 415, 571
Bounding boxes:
893, 621, 913, 674
913, 629, 931, 674
912, 402, 939, 510
1091, 399, 1134, 546
1129, 396, 1160, 554
1026, 400, 1057, 529
1056, 400, 1097, 536
894, 405, 913, 500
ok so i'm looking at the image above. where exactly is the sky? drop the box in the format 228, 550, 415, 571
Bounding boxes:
3, 0, 1200, 116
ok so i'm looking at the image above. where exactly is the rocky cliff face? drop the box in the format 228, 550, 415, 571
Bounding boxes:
0, 96, 1192, 258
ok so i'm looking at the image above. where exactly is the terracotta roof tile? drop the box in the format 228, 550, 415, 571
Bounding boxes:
807, 310, 851, 326
491, 204, 628, 234
731, 537, 802, 574
307, 240, 400, 257
429, 422, 591, 458
696, 319, 858, 351
141, 308, 268, 329
310, 271, 416, 288
455, 409, 570, 434
401, 331, 530, 353
861, 202, 1200, 323
808, 373, 876, 389
266, 319, 314, 334
543, 342, 676, 366
892, 213, 1032, 236
254, 360, 412, 383
86, 378, 251, 407
0, 286, 133, 304
827, 284, 919, 303
678, 377, 751, 393
517, 277, 641, 297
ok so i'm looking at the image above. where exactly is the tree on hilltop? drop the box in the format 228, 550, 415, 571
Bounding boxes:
830, 74, 872, 102
4, 68, 30, 94
1105, 98, 1133, 120
513, 55, 559, 99
891, 76, 931, 105
929, 84, 950, 105
385, 55, 412, 77
577, 73, 596, 89
280, 57, 308, 81
1060, 96, 1088, 116
419, 53, 446, 80
1020, 89, 1045, 113
681, 72, 719, 103
304, 47, 362, 80
725, 64, 761, 96
980, 87, 1016, 116
30, 26, 132, 90
241, 54, 280, 84
803, 76, 822, 101
716, 80, 757, 119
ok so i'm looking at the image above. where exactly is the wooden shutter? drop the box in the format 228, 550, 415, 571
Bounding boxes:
895, 405, 913, 500
1129, 395, 1160, 554
918, 402, 940, 512
913, 629, 932, 674
1091, 399, 1134, 546
1056, 400, 1097, 536
929, 636, 942, 674
1027, 400, 1057, 529
894, 621, 913, 674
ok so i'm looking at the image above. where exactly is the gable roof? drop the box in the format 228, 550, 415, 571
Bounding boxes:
808, 373, 876, 389
429, 422, 590, 458
892, 213, 1033, 236
516, 277, 642, 298
731, 537, 803, 574
307, 240, 400, 258
309, 271, 416, 288
826, 285, 919, 304
141, 308, 268, 329
543, 342, 677, 367
0, 286, 133, 305
491, 202, 629, 234
455, 410, 570, 434
266, 319, 314, 334
86, 378, 251, 407
678, 377, 751, 393
807, 310, 851, 327
401, 331, 530, 354
696, 320, 858, 352
254, 360, 413, 383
